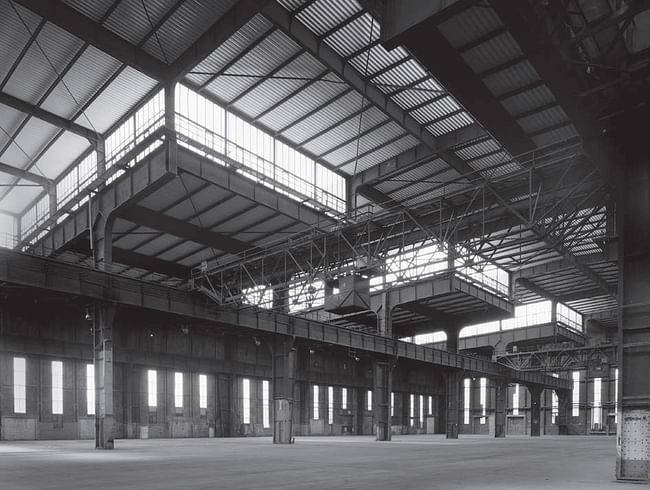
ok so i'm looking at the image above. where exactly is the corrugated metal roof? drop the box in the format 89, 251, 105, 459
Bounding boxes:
185, 14, 273, 88
454, 138, 502, 160
276, 0, 310, 12
461, 32, 522, 75
142, 0, 240, 63
302, 106, 389, 157
349, 45, 409, 77
4, 117, 59, 169
105, 0, 178, 46
40, 45, 122, 122
325, 121, 407, 166
203, 29, 301, 103
0, 1, 42, 83
517, 105, 569, 134
3, 21, 84, 105
32, 131, 90, 179
372, 58, 429, 92
0, 103, 26, 149
438, 6, 503, 49
410, 96, 460, 126
500, 84, 555, 114
79, 66, 158, 133
257, 77, 348, 132
338, 134, 420, 174
531, 124, 578, 147
297, 0, 361, 36
324, 12, 379, 58
0, 179, 42, 213
232, 52, 328, 119
62, 0, 116, 22
281, 90, 364, 142
428, 111, 473, 136
482, 60, 540, 98
390, 79, 446, 109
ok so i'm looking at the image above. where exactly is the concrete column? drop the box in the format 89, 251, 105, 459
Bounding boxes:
445, 324, 460, 353
377, 292, 392, 337
616, 143, 650, 481
445, 371, 460, 439
373, 360, 391, 441
272, 338, 295, 444
94, 302, 116, 449
528, 385, 543, 437
494, 380, 507, 438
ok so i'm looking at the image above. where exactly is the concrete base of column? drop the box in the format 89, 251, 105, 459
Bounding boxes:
616, 409, 650, 481
375, 422, 391, 441
446, 372, 459, 439
494, 382, 507, 438
273, 398, 293, 444
95, 415, 115, 449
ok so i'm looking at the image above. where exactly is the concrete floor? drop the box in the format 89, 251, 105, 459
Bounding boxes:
0, 435, 623, 489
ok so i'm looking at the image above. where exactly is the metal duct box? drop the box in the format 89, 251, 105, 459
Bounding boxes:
324, 274, 370, 314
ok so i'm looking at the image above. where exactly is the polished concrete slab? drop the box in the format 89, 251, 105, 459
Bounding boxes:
0, 435, 622, 489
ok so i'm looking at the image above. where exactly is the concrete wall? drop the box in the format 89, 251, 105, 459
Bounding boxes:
0, 298, 445, 441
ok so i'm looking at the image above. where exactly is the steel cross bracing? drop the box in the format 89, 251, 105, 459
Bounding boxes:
258, 1, 615, 300
496, 343, 618, 372
190, 201, 510, 311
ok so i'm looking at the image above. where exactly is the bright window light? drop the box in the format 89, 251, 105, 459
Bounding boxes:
410, 393, 415, 426
341, 387, 348, 410
13, 357, 26, 414
199, 374, 208, 410
572, 372, 580, 417
463, 379, 470, 424
52, 361, 63, 415
512, 383, 519, 416
593, 377, 602, 427
391, 392, 395, 417
328, 386, 334, 425
480, 378, 486, 424
313, 385, 319, 420
86, 364, 95, 415
174, 372, 183, 409
242, 378, 251, 424
262, 380, 270, 429
367, 390, 373, 412
148, 370, 157, 408
419, 394, 424, 425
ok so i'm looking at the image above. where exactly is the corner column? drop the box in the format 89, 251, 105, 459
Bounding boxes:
557, 389, 570, 435
94, 302, 117, 449
617, 139, 650, 481
494, 380, 507, 438
272, 338, 296, 444
373, 359, 391, 441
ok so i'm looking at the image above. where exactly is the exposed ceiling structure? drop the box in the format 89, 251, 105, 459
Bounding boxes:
0, 0, 648, 333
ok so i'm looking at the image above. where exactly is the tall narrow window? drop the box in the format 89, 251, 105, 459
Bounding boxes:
572, 371, 580, 417
242, 378, 251, 424
512, 383, 519, 416
262, 380, 270, 429
341, 387, 348, 410
480, 378, 487, 424
328, 386, 334, 425
199, 374, 208, 410
463, 379, 470, 424
419, 394, 424, 425
13, 357, 26, 414
86, 364, 95, 415
593, 377, 602, 427
390, 392, 395, 417
52, 361, 63, 415
174, 372, 183, 409
551, 374, 559, 424
148, 370, 157, 408
367, 390, 373, 411
313, 385, 319, 420
409, 394, 415, 425
614, 368, 619, 423
428, 395, 433, 415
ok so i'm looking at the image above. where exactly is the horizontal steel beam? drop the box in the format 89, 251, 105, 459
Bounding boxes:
0, 161, 52, 187
0, 247, 570, 390
0, 92, 101, 142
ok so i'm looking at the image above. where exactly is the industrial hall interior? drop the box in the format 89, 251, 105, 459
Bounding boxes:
0, 0, 648, 488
